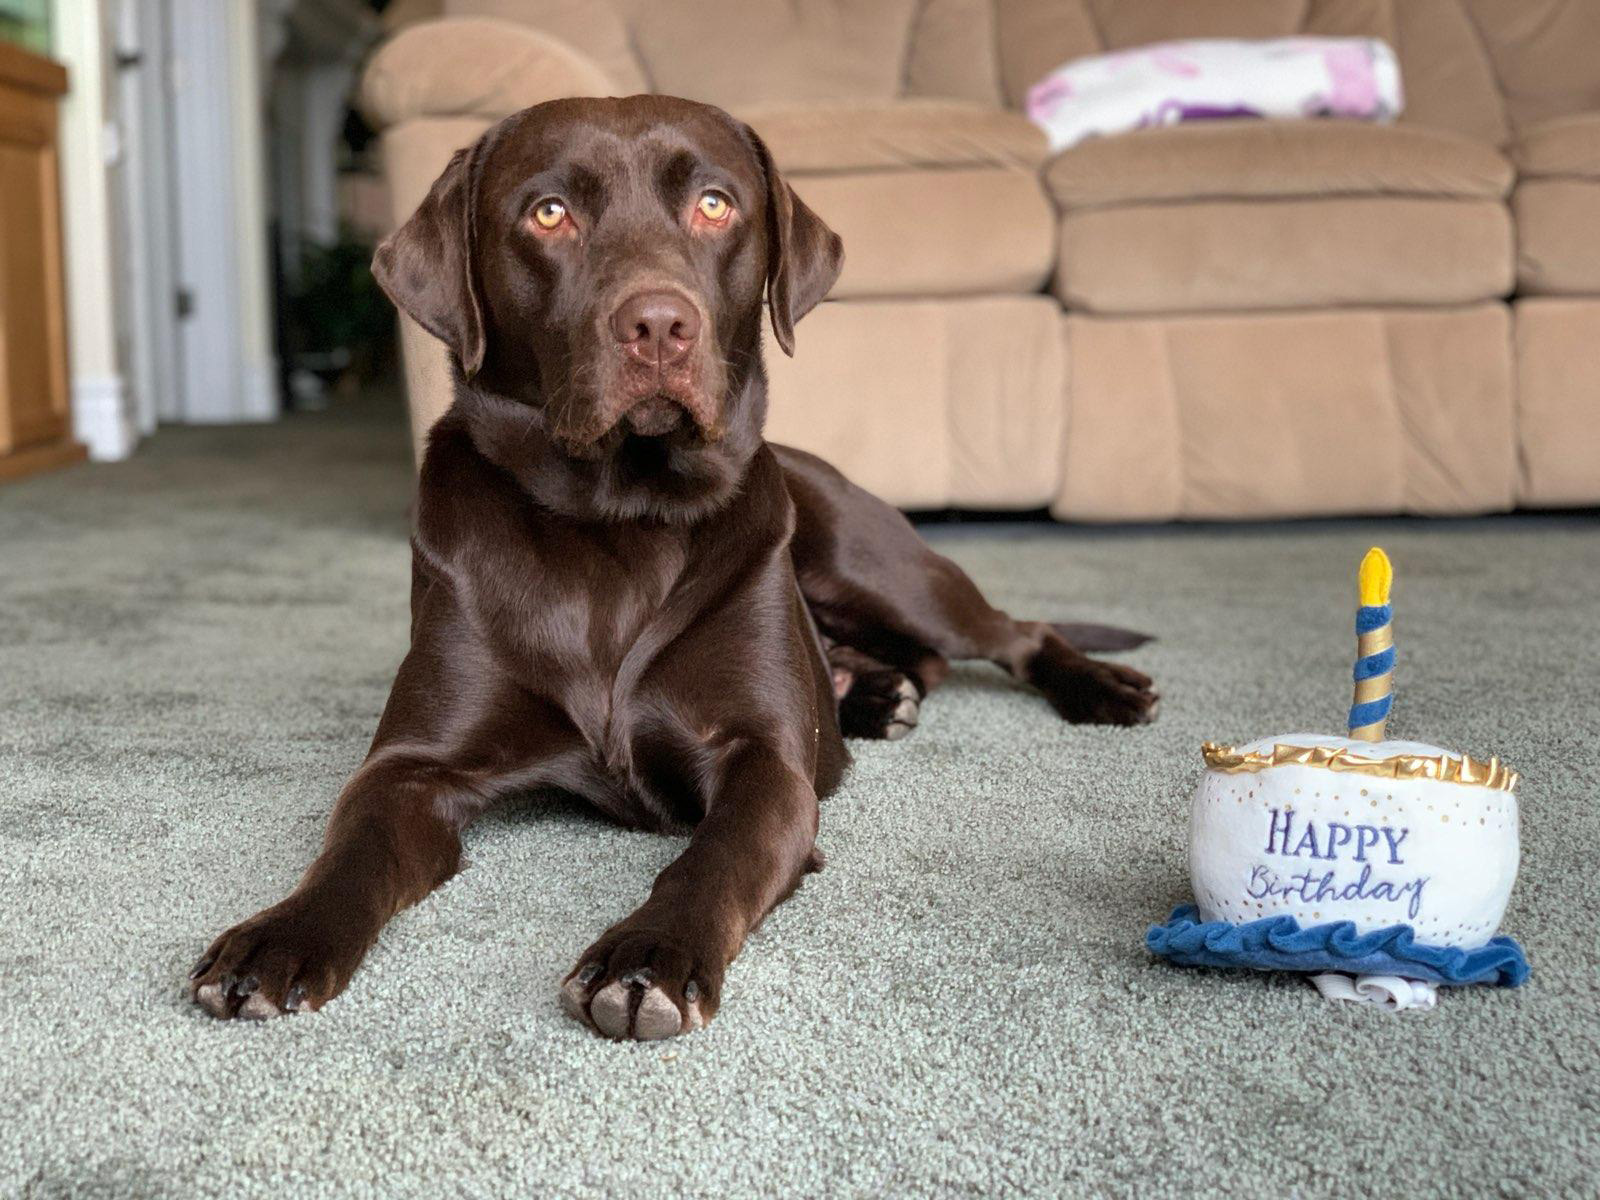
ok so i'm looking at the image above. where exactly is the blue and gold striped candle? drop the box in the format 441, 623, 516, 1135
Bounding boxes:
1348, 547, 1395, 741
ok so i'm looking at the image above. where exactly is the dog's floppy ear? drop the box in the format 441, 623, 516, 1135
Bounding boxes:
372, 141, 488, 378
748, 129, 843, 357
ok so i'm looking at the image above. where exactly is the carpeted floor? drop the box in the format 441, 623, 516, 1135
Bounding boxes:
2, 394, 1596, 1198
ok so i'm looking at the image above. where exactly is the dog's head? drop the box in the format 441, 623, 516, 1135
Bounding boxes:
374, 95, 842, 518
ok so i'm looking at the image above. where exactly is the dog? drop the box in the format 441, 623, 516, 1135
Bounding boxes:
189, 96, 1158, 1039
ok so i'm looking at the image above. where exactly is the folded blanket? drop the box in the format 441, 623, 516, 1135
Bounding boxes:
1026, 37, 1403, 153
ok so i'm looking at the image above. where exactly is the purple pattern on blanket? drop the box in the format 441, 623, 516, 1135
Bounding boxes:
1143, 101, 1264, 127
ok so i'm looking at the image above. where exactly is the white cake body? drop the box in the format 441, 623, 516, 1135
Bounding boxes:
1190, 734, 1520, 948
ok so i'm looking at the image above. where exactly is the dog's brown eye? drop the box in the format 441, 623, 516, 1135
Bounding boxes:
531, 199, 567, 230
696, 191, 732, 223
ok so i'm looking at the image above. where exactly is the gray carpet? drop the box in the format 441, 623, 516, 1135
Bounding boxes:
3, 393, 1596, 1198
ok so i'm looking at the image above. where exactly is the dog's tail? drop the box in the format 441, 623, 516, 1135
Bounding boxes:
1050, 622, 1155, 652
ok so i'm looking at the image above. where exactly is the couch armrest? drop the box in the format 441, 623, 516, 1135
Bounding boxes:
360, 17, 620, 131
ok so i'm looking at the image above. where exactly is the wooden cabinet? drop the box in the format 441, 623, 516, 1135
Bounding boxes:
0, 39, 79, 482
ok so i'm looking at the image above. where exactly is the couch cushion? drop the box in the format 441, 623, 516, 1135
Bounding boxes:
1514, 113, 1600, 179
1510, 114, 1600, 293
1390, 0, 1509, 146
618, 0, 919, 109
1514, 181, 1600, 295
1054, 196, 1512, 313
765, 297, 1067, 509
1514, 298, 1600, 507
1464, 0, 1600, 132
791, 168, 1055, 299
1045, 121, 1515, 314
735, 102, 1047, 174
994, 0, 1102, 109
1044, 121, 1513, 209
905, 0, 1005, 107
1055, 304, 1516, 521
1088, 0, 1307, 47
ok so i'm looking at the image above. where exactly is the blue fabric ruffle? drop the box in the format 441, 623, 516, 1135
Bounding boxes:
1146, 905, 1529, 987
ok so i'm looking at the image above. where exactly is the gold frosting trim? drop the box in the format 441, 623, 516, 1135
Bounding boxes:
1201, 741, 1518, 793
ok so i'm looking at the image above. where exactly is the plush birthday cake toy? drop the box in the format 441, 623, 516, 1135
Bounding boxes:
1147, 548, 1529, 1010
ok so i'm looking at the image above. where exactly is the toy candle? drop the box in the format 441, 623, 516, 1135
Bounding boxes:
1348, 547, 1394, 742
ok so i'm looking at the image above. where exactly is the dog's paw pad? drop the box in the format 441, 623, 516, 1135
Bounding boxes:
562, 943, 713, 1041
585, 977, 685, 1040
237, 991, 283, 1021
194, 981, 230, 1019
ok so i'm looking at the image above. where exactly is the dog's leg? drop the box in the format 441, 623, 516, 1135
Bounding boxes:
777, 444, 1157, 726
189, 757, 487, 1019
561, 743, 818, 1040
189, 640, 566, 1020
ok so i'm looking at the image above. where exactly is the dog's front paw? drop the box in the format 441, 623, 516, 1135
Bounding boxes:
1027, 640, 1159, 726
561, 925, 720, 1040
188, 897, 369, 1020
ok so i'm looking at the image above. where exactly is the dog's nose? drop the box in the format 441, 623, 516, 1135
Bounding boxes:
611, 291, 700, 366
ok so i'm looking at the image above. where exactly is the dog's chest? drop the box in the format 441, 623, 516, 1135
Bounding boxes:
497, 534, 715, 801
497, 530, 669, 662
537, 545, 808, 826
544, 618, 726, 830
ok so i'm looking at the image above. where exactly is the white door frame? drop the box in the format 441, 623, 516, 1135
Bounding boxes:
53, 0, 138, 459
113, 0, 182, 432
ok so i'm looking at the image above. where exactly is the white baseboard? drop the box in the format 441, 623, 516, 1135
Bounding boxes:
72, 374, 140, 462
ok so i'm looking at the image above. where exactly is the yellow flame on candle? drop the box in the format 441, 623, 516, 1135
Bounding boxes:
1358, 547, 1392, 608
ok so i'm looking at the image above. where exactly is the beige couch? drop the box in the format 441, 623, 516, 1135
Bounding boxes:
359, 0, 1600, 520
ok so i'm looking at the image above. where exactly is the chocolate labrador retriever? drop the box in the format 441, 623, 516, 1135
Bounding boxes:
189, 96, 1157, 1039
